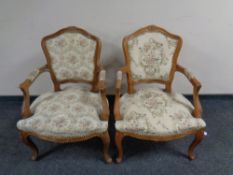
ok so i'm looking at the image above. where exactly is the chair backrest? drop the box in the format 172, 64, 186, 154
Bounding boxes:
123, 25, 182, 93
41, 26, 101, 91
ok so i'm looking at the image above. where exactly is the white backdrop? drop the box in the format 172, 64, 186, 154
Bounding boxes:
0, 0, 233, 95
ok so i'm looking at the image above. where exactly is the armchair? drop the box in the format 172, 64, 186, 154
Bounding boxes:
16, 26, 112, 163
114, 25, 206, 163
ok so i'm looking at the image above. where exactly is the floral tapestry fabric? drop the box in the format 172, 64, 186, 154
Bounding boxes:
45, 32, 97, 81
115, 88, 206, 136
17, 87, 108, 137
127, 32, 178, 81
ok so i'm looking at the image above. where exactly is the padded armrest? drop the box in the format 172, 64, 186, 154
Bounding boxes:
27, 69, 40, 82
117, 70, 122, 80
98, 70, 106, 91
183, 69, 195, 81
176, 64, 201, 89
98, 69, 109, 120
114, 70, 123, 120
116, 70, 122, 91
20, 65, 48, 89
99, 69, 106, 81
19, 65, 48, 118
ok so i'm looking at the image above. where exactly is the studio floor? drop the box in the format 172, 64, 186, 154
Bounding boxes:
0, 96, 232, 175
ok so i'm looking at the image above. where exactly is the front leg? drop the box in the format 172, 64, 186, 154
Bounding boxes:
188, 129, 204, 160
115, 131, 124, 163
100, 131, 112, 163
20, 132, 39, 160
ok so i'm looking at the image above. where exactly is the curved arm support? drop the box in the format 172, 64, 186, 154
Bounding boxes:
98, 69, 110, 120
176, 64, 202, 118
114, 70, 123, 120
19, 65, 49, 118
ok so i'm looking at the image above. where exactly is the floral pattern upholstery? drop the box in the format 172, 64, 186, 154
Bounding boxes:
115, 88, 206, 136
127, 32, 178, 81
17, 88, 108, 137
45, 32, 97, 81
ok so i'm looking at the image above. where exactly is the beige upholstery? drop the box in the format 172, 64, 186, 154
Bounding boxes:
17, 88, 108, 137
115, 88, 206, 136
45, 32, 97, 81
27, 69, 40, 82
127, 32, 178, 81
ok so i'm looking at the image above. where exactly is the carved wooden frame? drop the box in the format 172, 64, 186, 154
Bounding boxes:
18, 26, 112, 163
114, 25, 205, 163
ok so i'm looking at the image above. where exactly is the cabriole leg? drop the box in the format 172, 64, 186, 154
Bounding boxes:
100, 132, 112, 163
188, 129, 204, 160
20, 132, 39, 160
115, 131, 124, 163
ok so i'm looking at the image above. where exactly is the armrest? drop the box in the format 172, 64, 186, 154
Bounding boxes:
176, 64, 202, 118
114, 70, 123, 120
19, 65, 48, 118
98, 70, 110, 121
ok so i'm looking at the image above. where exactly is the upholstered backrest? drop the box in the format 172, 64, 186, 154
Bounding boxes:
42, 27, 100, 83
124, 26, 182, 83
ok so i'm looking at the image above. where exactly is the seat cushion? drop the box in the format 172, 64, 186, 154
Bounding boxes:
17, 88, 108, 137
115, 88, 206, 136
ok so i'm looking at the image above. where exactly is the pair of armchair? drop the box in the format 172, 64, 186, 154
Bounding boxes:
16, 26, 206, 163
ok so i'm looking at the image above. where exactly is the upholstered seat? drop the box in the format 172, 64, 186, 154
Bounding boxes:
115, 88, 206, 136
17, 88, 108, 137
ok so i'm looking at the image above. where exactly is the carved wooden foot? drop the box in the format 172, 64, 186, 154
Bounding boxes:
100, 132, 112, 163
188, 129, 204, 160
115, 131, 124, 163
20, 132, 39, 160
